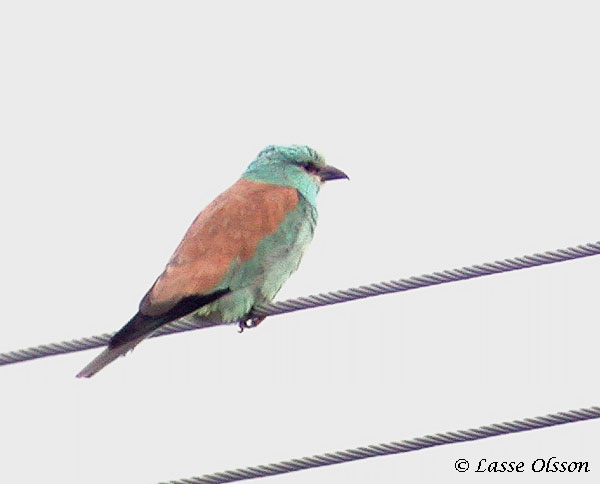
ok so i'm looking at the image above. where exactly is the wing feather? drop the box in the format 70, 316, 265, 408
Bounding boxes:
139, 178, 299, 317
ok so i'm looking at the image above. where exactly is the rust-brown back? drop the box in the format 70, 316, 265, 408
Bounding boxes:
139, 178, 299, 316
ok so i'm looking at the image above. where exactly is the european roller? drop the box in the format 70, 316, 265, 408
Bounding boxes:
76, 145, 348, 377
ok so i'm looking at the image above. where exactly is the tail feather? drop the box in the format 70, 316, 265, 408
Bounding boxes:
76, 312, 157, 378
75, 334, 148, 378
75, 289, 231, 378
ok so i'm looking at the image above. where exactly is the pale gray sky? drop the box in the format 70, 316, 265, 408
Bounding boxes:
1, 1, 599, 483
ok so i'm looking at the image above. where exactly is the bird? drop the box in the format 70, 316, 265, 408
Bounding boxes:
76, 145, 348, 377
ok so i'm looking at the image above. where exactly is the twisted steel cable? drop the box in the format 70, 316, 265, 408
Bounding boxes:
1, 241, 599, 366
159, 406, 600, 484
250, 241, 600, 319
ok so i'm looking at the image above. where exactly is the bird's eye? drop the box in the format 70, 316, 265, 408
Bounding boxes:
300, 162, 319, 174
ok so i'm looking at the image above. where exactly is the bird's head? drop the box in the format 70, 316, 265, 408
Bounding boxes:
242, 145, 348, 205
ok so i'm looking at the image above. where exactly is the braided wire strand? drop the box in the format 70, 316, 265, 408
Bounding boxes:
1, 241, 599, 366
159, 406, 600, 484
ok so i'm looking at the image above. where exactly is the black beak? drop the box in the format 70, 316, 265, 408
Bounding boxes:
318, 165, 349, 182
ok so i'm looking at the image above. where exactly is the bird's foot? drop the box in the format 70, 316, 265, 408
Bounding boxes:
238, 317, 266, 333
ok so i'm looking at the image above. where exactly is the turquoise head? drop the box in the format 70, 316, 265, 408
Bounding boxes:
242, 145, 348, 205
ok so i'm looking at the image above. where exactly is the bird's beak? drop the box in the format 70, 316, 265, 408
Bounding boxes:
318, 165, 349, 182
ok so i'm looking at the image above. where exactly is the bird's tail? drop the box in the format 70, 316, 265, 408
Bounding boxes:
76, 312, 162, 378
76, 290, 231, 378
75, 337, 145, 378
